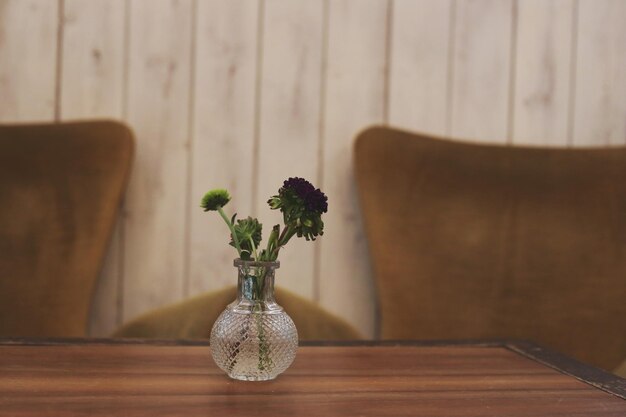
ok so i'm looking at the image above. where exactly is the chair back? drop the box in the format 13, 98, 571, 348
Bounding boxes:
113, 286, 363, 340
355, 126, 626, 369
0, 121, 133, 337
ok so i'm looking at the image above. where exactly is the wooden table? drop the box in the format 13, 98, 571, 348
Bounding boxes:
0, 339, 624, 416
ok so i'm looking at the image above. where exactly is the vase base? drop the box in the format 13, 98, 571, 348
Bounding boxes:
229, 374, 277, 382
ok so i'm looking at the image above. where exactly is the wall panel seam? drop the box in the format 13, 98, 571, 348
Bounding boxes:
507, 0, 518, 144
313, 0, 330, 304
118, 0, 133, 327
383, 0, 394, 125
445, 0, 457, 137
54, 0, 65, 121
183, 0, 199, 298
566, 0, 579, 147
251, 0, 266, 217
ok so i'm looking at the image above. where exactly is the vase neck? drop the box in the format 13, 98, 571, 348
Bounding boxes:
233, 259, 281, 312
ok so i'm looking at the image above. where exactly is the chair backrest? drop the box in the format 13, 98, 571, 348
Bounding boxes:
112, 286, 363, 341
0, 121, 133, 337
355, 126, 626, 370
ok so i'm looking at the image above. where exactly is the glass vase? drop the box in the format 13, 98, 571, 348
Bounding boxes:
210, 259, 298, 381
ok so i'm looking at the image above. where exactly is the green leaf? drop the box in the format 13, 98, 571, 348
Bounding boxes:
230, 217, 262, 255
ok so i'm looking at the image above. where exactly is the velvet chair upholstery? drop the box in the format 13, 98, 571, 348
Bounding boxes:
355, 126, 626, 371
615, 360, 626, 378
0, 121, 134, 337
113, 286, 362, 340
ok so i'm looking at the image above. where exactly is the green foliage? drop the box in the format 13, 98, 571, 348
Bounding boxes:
230, 217, 262, 259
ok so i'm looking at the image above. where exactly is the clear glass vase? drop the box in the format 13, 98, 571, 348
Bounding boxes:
210, 259, 298, 381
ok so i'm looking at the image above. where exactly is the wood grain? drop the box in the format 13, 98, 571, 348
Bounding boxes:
572, 0, 626, 146
256, 0, 324, 300
318, 0, 387, 338
0, 0, 58, 121
512, 0, 574, 145
122, 0, 193, 321
389, 0, 452, 135
450, 0, 514, 142
0, 342, 624, 416
188, 0, 259, 296
59, 0, 127, 337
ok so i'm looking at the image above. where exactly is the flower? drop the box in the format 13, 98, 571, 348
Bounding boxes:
281, 177, 328, 213
200, 189, 231, 211
267, 177, 327, 242
202, 178, 327, 262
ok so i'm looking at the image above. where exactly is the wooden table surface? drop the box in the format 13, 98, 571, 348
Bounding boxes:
0, 339, 624, 416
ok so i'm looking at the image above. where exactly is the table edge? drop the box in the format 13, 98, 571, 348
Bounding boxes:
505, 341, 626, 400
0, 337, 507, 347
1, 337, 623, 399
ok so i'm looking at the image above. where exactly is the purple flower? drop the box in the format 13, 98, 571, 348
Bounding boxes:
281, 177, 328, 213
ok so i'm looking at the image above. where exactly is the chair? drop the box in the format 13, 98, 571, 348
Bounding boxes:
0, 121, 134, 337
113, 286, 362, 340
355, 126, 626, 371
616, 360, 626, 378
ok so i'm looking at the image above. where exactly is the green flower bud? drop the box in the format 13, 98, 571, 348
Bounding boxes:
267, 196, 282, 210
200, 189, 231, 211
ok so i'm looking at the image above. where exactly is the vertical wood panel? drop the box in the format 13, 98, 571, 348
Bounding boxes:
318, 0, 387, 338
573, 0, 626, 146
0, 0, 57, 121
389, 0, 451, 135
123, 0, 193, 321
60, 0, 126, 336
188, 0, 259, 295
256, 0, 324, 299
60, 0, 125, 119
450, 0, 513, 142
513, 0, 574, 145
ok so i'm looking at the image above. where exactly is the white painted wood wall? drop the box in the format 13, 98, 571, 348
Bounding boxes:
1, 0, 624, 338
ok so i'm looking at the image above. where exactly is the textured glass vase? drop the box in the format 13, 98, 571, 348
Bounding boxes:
210, 259, 298, 381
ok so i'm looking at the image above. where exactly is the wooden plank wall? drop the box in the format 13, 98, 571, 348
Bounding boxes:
1, 0, 624, 338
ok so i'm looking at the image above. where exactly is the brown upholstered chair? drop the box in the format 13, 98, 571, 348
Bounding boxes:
113, 286, 362, 340
355, 126, 626, 371
0, 121, 133, 337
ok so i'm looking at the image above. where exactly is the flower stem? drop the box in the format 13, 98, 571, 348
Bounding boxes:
277, 225, 289, 245
248, 236, 258, 261
269, 225, 297, 260
217, 206, 242, 256
253, 271, 272, 371
278, 225, 297, 247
